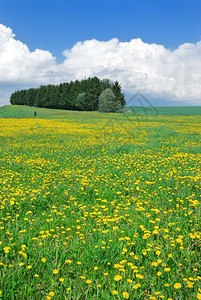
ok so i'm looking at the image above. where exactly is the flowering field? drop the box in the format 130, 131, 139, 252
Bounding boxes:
0, 108, 201, 299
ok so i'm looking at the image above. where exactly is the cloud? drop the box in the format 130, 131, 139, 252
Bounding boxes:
0, 24, 201, 105
0, 24, 56, 84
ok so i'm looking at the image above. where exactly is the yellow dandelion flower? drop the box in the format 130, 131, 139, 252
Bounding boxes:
133, 284, 141, 289
114, 275, 122, 281
112, 290, 118, 295
59, 278, 64, 282
86, 279, 92, 284
136, 273, 143, 279
174, 283, 181, 289
49, 291, 55, 296
3, 247, 10, 253
65, 259, 72, 264
164, 268, 171, 272
53, 269, 59, 274
123, 291, 129, 299
41, 258, 46, 263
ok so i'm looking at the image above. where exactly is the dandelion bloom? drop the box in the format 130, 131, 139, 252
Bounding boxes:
41, 258, 46, 263
49, 292, 55, 296
114, 275, 122, 281
59, 278, 64, 282
174, 283, 181, 289
86, 279, 92, 284
136, 274, 144, 279
197, 293, 201, 299
133, 285, 139, 290
65, 259, 72, 264
112, 290, 118, 295
3, 247, 10, 253
53, 269, 59, 274
164, 268, 171, 272
123, 292, 129, 299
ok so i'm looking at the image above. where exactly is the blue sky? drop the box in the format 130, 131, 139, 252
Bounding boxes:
0, 0, 201, 106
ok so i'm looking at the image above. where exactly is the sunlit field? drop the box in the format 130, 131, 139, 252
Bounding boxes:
0, 106, 201, 299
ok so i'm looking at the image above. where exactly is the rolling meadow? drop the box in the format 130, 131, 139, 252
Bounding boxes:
0, 105, 201, 299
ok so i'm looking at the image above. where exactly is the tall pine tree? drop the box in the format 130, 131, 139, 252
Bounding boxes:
112, 81, 126, 108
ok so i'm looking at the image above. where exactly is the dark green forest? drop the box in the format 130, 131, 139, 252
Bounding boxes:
10, 77, 125, 111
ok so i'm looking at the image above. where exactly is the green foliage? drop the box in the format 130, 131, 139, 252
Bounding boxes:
112, 81, 126, 107
10, 77, 126, 112
98, 88, 122, 112
75, 92, 86, 110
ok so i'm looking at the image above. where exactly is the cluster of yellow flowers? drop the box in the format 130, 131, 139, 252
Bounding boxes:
0, 112, 200, 299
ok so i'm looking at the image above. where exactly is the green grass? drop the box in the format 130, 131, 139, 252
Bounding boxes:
0, 105, 201, 299
0, 105, 72, 119
1, 104, 201, 119
126, 105, 201, 116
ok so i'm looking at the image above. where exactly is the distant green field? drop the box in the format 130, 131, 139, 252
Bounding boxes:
0, 104, 201, 118
126, 105, 201, 116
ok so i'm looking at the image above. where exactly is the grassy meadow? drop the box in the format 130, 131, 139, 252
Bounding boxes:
0, 105, 201, 299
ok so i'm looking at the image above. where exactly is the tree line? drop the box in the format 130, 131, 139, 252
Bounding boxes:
10, 77, 126, 112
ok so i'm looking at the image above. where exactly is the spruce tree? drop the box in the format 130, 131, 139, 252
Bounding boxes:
112, 81, 126, 107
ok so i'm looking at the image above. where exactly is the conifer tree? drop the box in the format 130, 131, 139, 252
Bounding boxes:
112, 81, 126, 107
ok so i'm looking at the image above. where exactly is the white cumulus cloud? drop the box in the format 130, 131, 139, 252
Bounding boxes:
0, 24, 56, 84
0, 24, 201, 105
